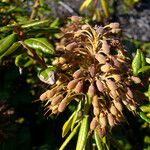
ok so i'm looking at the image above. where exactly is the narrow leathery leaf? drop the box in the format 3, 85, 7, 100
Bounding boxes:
94, 129, 104, 150
84, 95, 92, 115
21, 20, 50, 28
102, 136, 110, 150
80, 0, 92, 12
59, 123, 80, 150
71, 101, 82, 130
140, 50, 146, 67
100, 0, 110, 19
0, 33, 17, 55
138, 109, 150, 124
0, 42, 21, 60
50, 18, 60, 28
62, 111, 76, 137
140, 104, 150, 113
132, 49, 141, 76
76, 115, 89, 150
24, 38, 55, 55
138, 66, 150, 74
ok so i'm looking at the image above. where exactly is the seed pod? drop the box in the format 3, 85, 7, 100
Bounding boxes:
40, 91, 48, 101
109, 23, 120, 29
101, 63, 111, 72
96, 125, 105, 138
110, 105, 118, 115
106, 79, 117, 91
73, 69, 83, 78
51, 95, 63, 106
70, 16, 80, 22
112, 74, 121, 82
126, 87, 133, 99
59, 57, 66, 64
111, 28, 121, 34
109, 90, 118, 99
95, 53, 106, 64
107, 113, 115, 127
113, 100, 122, 112
90, 117, 98, 130
99, 113, 107, 128
74, 80, 83, 93
67, 79, 79, 90
131, 76, 141, 84
58, 99, 67, 112
96, 79, 104, 92
47, 88, 57, 99
92, 95, 99, 107
88, 64, 96, 77
65, 42, 77, 51
88, 84, 96, 97
93, 107, 100, 116
101, 40, 110, 54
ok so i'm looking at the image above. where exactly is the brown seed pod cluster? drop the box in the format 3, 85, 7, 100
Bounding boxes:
40, 16, 145, 135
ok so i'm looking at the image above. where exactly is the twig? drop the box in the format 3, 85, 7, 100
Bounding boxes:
30, 0, 40, 20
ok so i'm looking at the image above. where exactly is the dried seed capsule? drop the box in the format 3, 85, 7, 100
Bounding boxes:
47, 88, 57, 99
109, 90, 118, 99
131, 76, 141, 84
58, 99, 67, 112
107, 113, 115, 127
88, 64, 96, 77
101, 40, 110, 54
70, 16, 80, 22
65, 42, 77, 51
90, 117, 98, 130
88, 84, 96, 97
51, 95, 63, 106
67, 79, 79, 90
113, 100, 122, 112
106, 79, 117, 91
126, 87, 133, 99
109, 23, 120, 29
93, 107, 100, 116
95, 53, 106, 64
73, 69, 83, 78
110, 105, 118, 115
92, 95, 99, 107
101, 63, 111, 72
96, 79, 105, 92
96, 125, 105, 138
40, 91, 48, 101
74, 80, 83, 93
99, 113, 107, 128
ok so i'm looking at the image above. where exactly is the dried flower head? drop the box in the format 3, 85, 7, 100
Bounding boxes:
40, 17, 145, 136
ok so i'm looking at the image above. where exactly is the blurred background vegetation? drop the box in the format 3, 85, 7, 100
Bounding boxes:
0, 0, 150, 150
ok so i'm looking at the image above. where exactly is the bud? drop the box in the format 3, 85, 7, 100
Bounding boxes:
126, 87, 133, 99
109, 90, 118, 99
47, 88, 57, 99
111, 56, 121, 68
101, 40, 110, 54
109, 23, 120, 29
110, 105, 118, 115
70, 16, 80, 22
101, 63, 111, 72
107, 113, 115, 127
58, 99, 67, 112
96, 79, 104, 92
73, 69, 83, 78
95, 53, 106, 64
81, 24, 90, 30
106, 79, 117, 91
92, 95, 99, 107
90, 117, 98, 130
67, 79, 79, 90
74, 80, 83, 93
99, 113, 107, 128
96, 125, 105, 138
113, 100, 122, 112
111, 28, 121, 34
66, 42, 77, 51
130, 104, 137, 111
40, 91, 48, 101
52, 57, 59, 65
61, 64, 69, 70
51, 95, 64, 106
88, 84, 96, 97
88, 64, 96, 77
59, 57, 66, 64
112, 74, 121, 82
93, 107, 100, 116
131, 76, 141, 84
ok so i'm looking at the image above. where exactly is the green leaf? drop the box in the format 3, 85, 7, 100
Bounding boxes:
62, 111, 76, 138
24, 38, 55, 55
94, 129, 104, 150
140, 50, 146, 67
138, 109, 150, 124
132, 49, 142, 76
80, 0, 92, 12
59, 123, 80, 150
138, 66, 150, 74
50, 18, 60, 28
140, 104, 150, 113
76, 115, 89, 150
